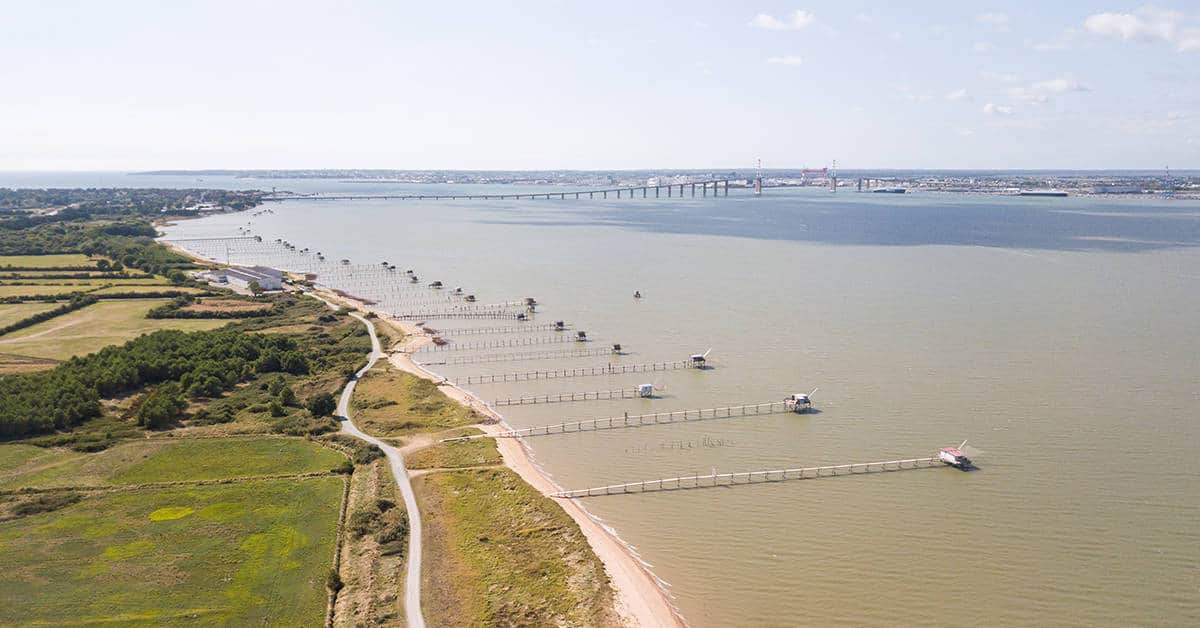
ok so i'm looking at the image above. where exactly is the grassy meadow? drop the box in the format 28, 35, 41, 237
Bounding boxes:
0, 302, 59, 327
0, 298, 226, 360
0, 253, 96, 268
0, 437, 347, 490
0, 476, 343, 625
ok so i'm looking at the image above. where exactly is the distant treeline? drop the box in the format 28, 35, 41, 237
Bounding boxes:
0, 328, 309, 438
0, 290, 205, 305
147, 295, 276, 319
0, 187, 264, 213
0, 220, 192, 277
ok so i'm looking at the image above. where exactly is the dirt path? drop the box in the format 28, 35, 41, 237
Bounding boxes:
319, 297, 426, 628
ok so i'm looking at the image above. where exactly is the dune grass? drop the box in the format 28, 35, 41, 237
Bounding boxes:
350, 364, 477, 438
415, 467, 616, 627
405, 429, 502, 470
0, 476, 343, 625
334, 458, 406, 627
0, 298, 227, 360
0, 437, 347, 490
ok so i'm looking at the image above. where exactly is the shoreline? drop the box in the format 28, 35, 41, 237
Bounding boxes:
159, 236, 683, 627
323, 291, 684, 628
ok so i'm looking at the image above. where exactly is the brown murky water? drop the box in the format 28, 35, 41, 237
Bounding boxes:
168, 187, 1200, 626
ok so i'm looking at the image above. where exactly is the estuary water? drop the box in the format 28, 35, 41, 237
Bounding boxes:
148, 179, 1200, 626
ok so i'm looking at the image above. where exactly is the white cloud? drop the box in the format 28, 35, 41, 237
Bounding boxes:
894, 84, 931, 102
1008, 88, 1049, 104
977, 12, 1011, 32
750, 10, 816, 31
888, 31, 903, 42
1084, 6, 1200, 52
1027, 28, 1078, 51
979, 70, 1021, 83
946, 88, 970, 101
983, 102, 1014, 115
1032, 78, 1090, 93
766, 55, 805, 65
1007, 77, 1090, 104
957, 128, 976, 137
972, 41, 996, 53
854, 12, 873, 23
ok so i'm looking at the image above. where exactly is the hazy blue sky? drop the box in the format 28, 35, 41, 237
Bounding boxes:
3, 1, 1198, 170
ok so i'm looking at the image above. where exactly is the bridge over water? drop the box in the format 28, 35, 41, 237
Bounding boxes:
263, 179, 742, 202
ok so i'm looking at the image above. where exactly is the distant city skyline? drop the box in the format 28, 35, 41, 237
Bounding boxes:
3, 1, 1198, 170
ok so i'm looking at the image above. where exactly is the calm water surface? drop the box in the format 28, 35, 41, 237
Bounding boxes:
155, 181, 1199, 626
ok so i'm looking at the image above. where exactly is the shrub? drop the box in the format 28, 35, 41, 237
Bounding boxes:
326, 569, 343, 593
307, 392, 337, 417
136, 382, 186, 429
12, 492, 83, 517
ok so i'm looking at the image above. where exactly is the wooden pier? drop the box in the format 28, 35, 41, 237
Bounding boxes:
415, 335, 590, 352
453, 360, 695, 385
418, 347, 621, 366
494, 388, 649, 406
391, 310, 526, 321
434, 323, 569, 337
551, 456, 944, 498
443, 401, 791, 441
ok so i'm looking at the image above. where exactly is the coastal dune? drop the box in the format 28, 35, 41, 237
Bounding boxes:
353, 299, 682, 627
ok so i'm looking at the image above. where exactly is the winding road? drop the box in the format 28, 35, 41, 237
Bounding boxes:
331, 305, 426, 628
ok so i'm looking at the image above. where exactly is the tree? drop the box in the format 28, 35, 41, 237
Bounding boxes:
307, 392, 337, 417
96, 259, 110, 270
136, 382, 186, 429
248, 280, 264, 296
167, 270, 187, 285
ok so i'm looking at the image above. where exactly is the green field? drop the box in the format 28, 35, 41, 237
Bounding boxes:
3, 270, 152, 278
0, 284, 94, 297
0, 476, 343, 625
0, 253, 96, 268
0, 438, 348, 490
91, 284, 205, 295
0, 302, 59, 327
0, 299, 227, 360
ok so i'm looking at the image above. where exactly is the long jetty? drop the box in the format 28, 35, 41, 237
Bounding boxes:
263, 179, 737, 202
551, 457, 944, 498
494, 388, 648, 406
432, 323, 570, 337
391, 311, 526, 321
416, 335, 590, 352
419, 347, 621, 366
452, 360, 695, 385
443, 401, 791, 441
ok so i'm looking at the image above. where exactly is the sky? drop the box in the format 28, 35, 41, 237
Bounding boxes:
2, 1, 1199, 171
